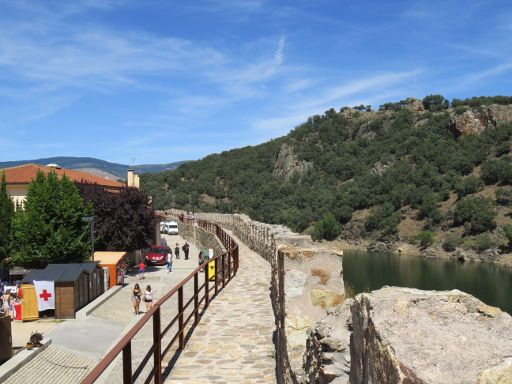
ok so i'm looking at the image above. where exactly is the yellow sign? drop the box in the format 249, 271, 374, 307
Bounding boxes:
208, 259, 216, 281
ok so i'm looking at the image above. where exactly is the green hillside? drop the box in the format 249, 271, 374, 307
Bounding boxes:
141, 96, 512, 251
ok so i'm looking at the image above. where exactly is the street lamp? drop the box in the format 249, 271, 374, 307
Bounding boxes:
82, 216, 95, 261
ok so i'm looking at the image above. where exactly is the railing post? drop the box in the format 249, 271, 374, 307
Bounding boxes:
153, 307, 162, 384
123, 342, 132, 384
214, 257, 218, 296
228, 251, 232, 280
204, 262, 209, 308
194, 272, 199, 325
221, 254, 226, 289
178, 286, 184, 350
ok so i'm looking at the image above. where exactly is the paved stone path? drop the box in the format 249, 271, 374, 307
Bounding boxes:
5, 234, 201, 384
165, 230, 276, 384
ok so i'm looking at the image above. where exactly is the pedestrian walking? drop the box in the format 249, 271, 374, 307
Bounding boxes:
2, 290, 11, 317
198, 251, 205, 272
138, 261, 145, 279
166, 250, 173, 272
144, 285, 153, 312
132, 284, 142, 315
175, 243, 180, 259
182, 242, 190, 260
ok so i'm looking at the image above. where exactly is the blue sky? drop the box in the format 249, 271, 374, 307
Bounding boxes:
1, 0, 511, 164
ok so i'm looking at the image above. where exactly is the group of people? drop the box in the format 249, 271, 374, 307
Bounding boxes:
131, 284, 153, 315
166, 241, 190, 272
0, 282, 23, 319
130, 241, 210, 315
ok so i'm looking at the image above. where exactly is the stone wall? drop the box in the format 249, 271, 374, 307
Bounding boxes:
175, 220, 225, 258
165, 209, 345, 383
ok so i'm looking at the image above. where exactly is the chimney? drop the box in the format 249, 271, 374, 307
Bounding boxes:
127, 168, 134, 187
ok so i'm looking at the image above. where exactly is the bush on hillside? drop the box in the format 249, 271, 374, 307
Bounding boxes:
454, 196, 496, 234
481, 158, 512, 185
422, 95, 449, 111
415, 230, 435, 248
471, 233, 496, 252
442, 234, 463, 251
503, 225, 512, 249
312, 212, 341, 241
455, 176, 484, 198
496, 188, 512, 206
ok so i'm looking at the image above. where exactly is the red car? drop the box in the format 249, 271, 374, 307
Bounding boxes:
146, 246, 170, 266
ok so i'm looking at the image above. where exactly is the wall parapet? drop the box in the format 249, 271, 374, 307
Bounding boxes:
165, 209, 345, 383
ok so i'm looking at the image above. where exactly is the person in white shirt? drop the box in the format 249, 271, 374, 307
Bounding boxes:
166, 251, 173, 272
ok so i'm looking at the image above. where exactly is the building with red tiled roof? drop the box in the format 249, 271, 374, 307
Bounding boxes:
1, 163, 126, 208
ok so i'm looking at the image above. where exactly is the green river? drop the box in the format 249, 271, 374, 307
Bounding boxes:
343, 250, 512, 314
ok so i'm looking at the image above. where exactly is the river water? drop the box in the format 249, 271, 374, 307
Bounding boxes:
342, 250, 512, 314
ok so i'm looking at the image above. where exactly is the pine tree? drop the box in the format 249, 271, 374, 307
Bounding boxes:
0, 172, 14, 263
10, 171, 92, 268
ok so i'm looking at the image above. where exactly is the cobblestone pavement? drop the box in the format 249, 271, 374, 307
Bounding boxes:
5, 234, 201, 384
3, 345, 96, 384
164, 230, 276, 384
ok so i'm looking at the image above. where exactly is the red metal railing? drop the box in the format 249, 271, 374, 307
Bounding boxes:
82, 219, 238, 384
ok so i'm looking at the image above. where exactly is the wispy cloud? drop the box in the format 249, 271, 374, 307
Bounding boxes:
252, 70, 421, 135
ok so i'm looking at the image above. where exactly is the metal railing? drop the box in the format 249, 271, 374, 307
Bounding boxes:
82, 219, 239, 384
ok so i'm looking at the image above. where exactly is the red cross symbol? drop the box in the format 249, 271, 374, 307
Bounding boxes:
39, 289, 52, 301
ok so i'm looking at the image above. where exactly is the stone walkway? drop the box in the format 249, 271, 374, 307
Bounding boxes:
165, 230, 276, 384
4, 234, 201, 384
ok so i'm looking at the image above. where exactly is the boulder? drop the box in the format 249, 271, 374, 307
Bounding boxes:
349, 287, 512, 384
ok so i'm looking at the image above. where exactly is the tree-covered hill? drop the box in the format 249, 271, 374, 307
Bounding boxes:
141, 95, 512, 256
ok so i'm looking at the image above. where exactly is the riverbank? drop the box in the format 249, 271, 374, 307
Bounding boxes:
321, 237, 512, 269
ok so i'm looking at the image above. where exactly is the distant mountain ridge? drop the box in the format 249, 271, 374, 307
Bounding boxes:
0, 156, 185, 180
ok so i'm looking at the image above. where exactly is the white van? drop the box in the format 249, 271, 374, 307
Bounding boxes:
165, 221, 179, 235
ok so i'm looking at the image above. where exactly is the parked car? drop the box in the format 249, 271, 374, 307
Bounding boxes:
146, 246, 170, 266
164, 221, 179, 235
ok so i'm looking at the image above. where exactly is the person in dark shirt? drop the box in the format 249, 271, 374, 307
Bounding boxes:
175, 243, 180, 259
182, 242, 190, 260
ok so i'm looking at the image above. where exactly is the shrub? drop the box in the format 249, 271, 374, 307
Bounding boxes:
442, 234, 462, 251
455, 176, 484, 198
312, 212, 341, 241
503, 225, 512, 248
365, 203, 400, 235
472, 234, 496, 252
454, 196, 496, 234
496, 188, 512, 206
422, 95, 449, 111
481, 159, 512, 185
415, 230, 435, 248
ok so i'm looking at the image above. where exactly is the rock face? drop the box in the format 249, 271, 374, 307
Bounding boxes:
273, 143, 313, 181
304, 301, 352, 384
350, 287, 512, 384
451, 104, 512, 135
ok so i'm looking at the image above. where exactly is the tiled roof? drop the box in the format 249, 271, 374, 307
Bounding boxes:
1, 163, 125, 188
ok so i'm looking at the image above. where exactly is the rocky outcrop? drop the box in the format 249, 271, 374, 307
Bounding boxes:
274, 143, 313, 181
451, 104, 512, 135
350, 287, 512, 384
304, 301, 352, 384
